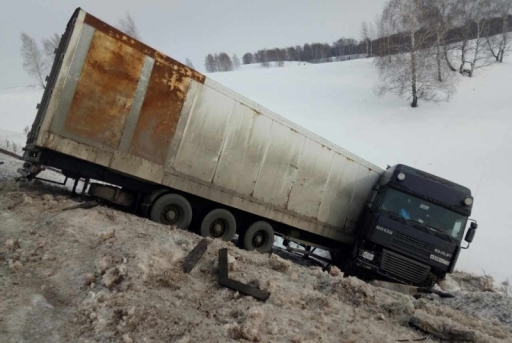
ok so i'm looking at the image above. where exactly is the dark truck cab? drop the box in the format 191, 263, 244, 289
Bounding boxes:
348, 165, 477, 287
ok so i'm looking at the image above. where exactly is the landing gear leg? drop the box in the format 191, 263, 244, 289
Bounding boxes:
71, 178, 79, 195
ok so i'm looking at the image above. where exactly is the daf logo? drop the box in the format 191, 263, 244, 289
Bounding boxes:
376, 226, 393, 235
435, 249, 452, 258
430, 254, 450, 266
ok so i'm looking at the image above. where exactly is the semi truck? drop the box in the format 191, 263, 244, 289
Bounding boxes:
19, 8, 477, 288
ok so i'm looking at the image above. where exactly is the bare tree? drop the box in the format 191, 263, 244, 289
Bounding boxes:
11, 142, 20, 155
361, 21, 370, 56
470, 0, 492, 76
117, 12, 141, 40
204, 54, 216, 72
422, 0, 457, 81
451, 0, 477, 74
242, 52, 254, 64
369, 20, 377, 56
20, 32, 46, 88
232, 54, 241, 69
257, 49, 270, 67
217, 52, 233, 72
185, 58, 194, 69
286, 46, 297, 61
42, 33, 60, 68
376, 0, 453, 108
500, 278, 511, 297
486, 0, 512, 62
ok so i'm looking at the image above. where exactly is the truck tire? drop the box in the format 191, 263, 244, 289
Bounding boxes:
200, 209, 237, 241
150, 193, 192, 230
242, 221, 274, 253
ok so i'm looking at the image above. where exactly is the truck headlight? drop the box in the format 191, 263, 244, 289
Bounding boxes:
360, 250, 375, 261
464, 197, 473, 206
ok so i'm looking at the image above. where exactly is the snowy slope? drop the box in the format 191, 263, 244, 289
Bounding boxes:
0, 87, 43, 133
0, 129, 26, 149
0, 59, 510, 281
208, 59, 512, 282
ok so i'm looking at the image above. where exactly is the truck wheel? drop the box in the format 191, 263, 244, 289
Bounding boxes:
150, 193, 192, 230
200, 209, 236, 241
242, 221, 274, 253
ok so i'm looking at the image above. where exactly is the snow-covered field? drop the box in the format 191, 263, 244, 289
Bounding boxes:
207, 58, 512, 283
0, 57, 510, 282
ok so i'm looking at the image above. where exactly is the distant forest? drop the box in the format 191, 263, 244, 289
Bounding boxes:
203, 0, 511, 110
204, 7, 511, 73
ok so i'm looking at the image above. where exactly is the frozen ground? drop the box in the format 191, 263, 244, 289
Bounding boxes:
1, 175, 512, 343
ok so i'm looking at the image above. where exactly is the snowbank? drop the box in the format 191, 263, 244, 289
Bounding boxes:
1, 178, 512, 342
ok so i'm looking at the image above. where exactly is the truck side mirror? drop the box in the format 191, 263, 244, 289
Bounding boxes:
465, 227, 476, 243
470, 222, 478, 230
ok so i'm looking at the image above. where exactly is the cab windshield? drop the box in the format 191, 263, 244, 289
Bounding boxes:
378, 188, 467, 240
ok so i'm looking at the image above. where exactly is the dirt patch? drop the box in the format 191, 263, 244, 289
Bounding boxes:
1, 178, 511, 342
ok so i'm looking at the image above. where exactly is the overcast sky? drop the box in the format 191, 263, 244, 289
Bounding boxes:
0, 0, 386, 88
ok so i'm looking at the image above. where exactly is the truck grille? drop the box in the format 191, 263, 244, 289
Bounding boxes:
380, 249, 430, 284
391, 231, 433, 260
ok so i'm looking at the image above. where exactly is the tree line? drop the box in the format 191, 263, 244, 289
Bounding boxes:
205, 39, 369, 72
374, 0, 511, 107
204, 53, 241, 72
203, 0, 511, 113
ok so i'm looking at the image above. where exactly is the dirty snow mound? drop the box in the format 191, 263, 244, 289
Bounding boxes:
1, 178, 512, 342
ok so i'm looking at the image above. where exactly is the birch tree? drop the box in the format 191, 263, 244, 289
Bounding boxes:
361, 21, 370, 56
469, 0, 492, 75
204, 54, 216, 72
42, 33, 61, 69
117, 12, 141, 40
422, 0, 457, 81
232, 54, 241, 69
376, 0, 453, 108
185, 58, 194, 69
486, 0, 512, 62
20, 32, 46, 88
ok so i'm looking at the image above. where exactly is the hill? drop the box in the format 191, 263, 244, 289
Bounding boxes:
208, 58, 512, 282
0, 58, 511, 282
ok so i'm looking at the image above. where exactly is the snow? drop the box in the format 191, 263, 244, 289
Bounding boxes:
0, 87, 42, 133
208, 58, 512, 282
235, 61, 311, 71
1, 57, 511, 282
1, 182, 511, 342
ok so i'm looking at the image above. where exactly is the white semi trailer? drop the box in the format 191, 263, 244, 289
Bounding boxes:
20, 9, 477, 287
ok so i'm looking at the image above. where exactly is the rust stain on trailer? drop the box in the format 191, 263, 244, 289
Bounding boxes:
64, 30, 145, 148
84, 14, 205, 84
128, 61, 192, 165
82, 12, 206, 165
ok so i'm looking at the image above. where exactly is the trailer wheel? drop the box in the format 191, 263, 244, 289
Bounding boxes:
200, 209, 237, 241
242, 221, 274, 253
150, 193, 192, 230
